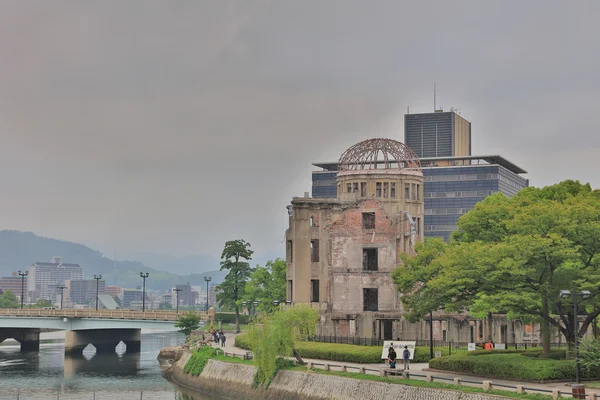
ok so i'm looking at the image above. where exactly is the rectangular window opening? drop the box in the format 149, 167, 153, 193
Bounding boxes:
416, 184, 420, 200
360, 182, 367, 197
286, 240, 293, 262
411, 183, 416, 200
405, 184, 410, 199
391, 183, 396, 198
376, 182, 382, 197
309, 216, 314, 227
383, 182, 389, 198
362, 212, 375, 230
310, 240, 320, 262
353, 182, 359, 193
347, 183, 352, 193
363, 288, 378, 311
287, 280, 293, 302
362, 248, 378, 271
310, 279, 320, 302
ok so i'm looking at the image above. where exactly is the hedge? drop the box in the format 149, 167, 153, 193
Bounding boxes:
429, 352, 590, 381
184, 346, 218, 376
215, 312, 249, 325
234, 334, 444, 363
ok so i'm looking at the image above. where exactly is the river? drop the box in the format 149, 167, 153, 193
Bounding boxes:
0, 331, 216, 400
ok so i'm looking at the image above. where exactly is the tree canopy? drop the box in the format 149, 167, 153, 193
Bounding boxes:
393, 180, 600, 354
216, 239, 254, 333
175, 312, 201, 337
243, 258, 286, 314
0, 290, 19, 308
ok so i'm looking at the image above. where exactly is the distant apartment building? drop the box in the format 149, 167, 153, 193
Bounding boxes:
104, 285, 123, 299
122, 289, 148, 308
0, 272, 27, 302
208, 284, 219, 309
27, 257, 84, 301
162, 293, 173, 308
173, 283, 196, 307
67, 279, 105, 305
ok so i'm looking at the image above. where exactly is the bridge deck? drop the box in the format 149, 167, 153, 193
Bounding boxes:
0, 308, 210, 321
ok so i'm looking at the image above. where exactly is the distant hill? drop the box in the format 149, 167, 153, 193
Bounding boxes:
127, 252, 220, 275
0, 230, 226, 290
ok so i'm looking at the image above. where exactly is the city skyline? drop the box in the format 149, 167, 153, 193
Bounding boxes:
1, 1, 599, 260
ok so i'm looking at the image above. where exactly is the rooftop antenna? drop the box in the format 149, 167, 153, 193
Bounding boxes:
433, 82, 436, 111
407, 105, 410, 114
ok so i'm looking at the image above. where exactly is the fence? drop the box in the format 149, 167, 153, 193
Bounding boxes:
306, 335, 567, 352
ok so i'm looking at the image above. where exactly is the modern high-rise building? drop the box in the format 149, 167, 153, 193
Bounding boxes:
208, 284, 219, 309
27, 257, 84, 301
122, 289, 148, 309
404, 110, 471, 158
67, 279, 105, 305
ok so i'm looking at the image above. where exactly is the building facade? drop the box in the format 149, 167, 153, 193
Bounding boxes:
122, 289, 148, 309
67, 279, 105, 305
404, 110, 471, 158
287, 139, 424, 339
27, 257, 84, 301
0, 273, 27, 302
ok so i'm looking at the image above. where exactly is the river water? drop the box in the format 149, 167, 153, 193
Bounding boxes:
0, 332, 216, 400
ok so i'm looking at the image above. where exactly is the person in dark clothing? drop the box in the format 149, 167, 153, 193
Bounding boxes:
221, 333, 227, 348
402, 346, 411, 370
388, 347, 397, 369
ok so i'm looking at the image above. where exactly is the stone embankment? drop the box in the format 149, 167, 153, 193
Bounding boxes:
158, 347, 511, 400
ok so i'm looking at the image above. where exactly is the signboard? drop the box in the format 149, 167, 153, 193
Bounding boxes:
434, 350, 442, 358
495, 343, 506, 350
381, 341, 416, 360
467, 343, 476, 351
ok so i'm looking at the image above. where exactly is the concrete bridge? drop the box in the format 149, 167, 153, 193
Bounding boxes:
0, 308, 214, 354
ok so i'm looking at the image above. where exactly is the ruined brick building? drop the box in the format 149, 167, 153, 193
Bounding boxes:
286, 138, 424, 339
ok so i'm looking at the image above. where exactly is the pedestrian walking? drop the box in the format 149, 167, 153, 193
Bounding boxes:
402, 346, 411, 370
221, 333, 227, 348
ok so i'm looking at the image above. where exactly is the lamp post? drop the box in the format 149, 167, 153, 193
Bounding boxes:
174, 288, 182, 314
93, 275, 102, 310
57, 285, 67, 309
429, 311, 434, 360
140, 272, 149, 312
560, 289, 591, 384
18, 270, 28, 309
204, 276, 212, 311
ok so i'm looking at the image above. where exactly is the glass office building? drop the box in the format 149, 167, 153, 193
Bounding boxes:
311, 155, 528, 241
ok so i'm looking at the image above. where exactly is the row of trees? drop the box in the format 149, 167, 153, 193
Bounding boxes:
394, 180, 600, 356
215, 239, 286, 333
0, 290, 53, 308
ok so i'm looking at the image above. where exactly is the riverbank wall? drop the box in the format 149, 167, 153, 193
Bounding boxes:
159, 347, 511, 400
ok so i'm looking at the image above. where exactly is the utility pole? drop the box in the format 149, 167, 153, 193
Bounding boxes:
174, 288, 182, 314
18, 270, 28, 309
93, 275, 102, 310
204, 276, 212, 311
140, 272, 149, 312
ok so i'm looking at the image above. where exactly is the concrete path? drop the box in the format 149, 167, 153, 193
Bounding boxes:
207, 333, 598, 398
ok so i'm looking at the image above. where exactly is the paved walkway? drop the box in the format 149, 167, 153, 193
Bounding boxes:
204, 333, 597, 398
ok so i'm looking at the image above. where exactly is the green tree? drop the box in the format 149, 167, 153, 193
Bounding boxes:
28, 299, 53, 308
0, 290, 19, 308
394, 180, 600, 356
216, 239, 254, 333
243, 258, 286, 314
247, 305, 319, 386
175, 312, 201, 337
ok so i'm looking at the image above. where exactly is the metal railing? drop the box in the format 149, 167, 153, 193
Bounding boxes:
0, 308, 211, 321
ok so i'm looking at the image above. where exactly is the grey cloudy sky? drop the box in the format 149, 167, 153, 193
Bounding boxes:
1, 1, 599, 261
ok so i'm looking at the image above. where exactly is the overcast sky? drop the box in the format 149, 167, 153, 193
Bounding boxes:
1, 1, 599, 261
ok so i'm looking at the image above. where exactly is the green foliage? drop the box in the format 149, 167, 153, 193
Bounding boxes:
394, 180, 600, 351
580, 336, 600, 375
216, 239, 254, 333
183, 346, 218, 376
215, 312, 249, 324
0, 290, 19, 308
235, 334, 442, 363
242, 258, 286, 314
175, 312, 201, 337
30, 299, 53, 308
430, 351, 594, 381
246, 305, 319, 386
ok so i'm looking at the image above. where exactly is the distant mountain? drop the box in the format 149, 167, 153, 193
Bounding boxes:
127, 252, 220, 275
0, 230, 225, 290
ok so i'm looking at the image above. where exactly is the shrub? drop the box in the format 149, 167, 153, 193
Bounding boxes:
215, 312, 249, 325
235, 333, 252, 350
430, 352, 591, 381
183, 346, 218, 376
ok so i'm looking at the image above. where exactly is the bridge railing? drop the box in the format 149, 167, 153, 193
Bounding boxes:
0, 308, 211, 321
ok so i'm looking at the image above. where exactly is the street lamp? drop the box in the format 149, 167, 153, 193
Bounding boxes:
140, 272, 149, 311
174, 288, 182, 314
93, 275, 102, 310
57, 285, 67, 309
17, 270, 28, 309
204, 276, 212, 311
560, 289, 591, 384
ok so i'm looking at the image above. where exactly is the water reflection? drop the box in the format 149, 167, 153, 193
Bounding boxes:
64, 351, 140, 378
